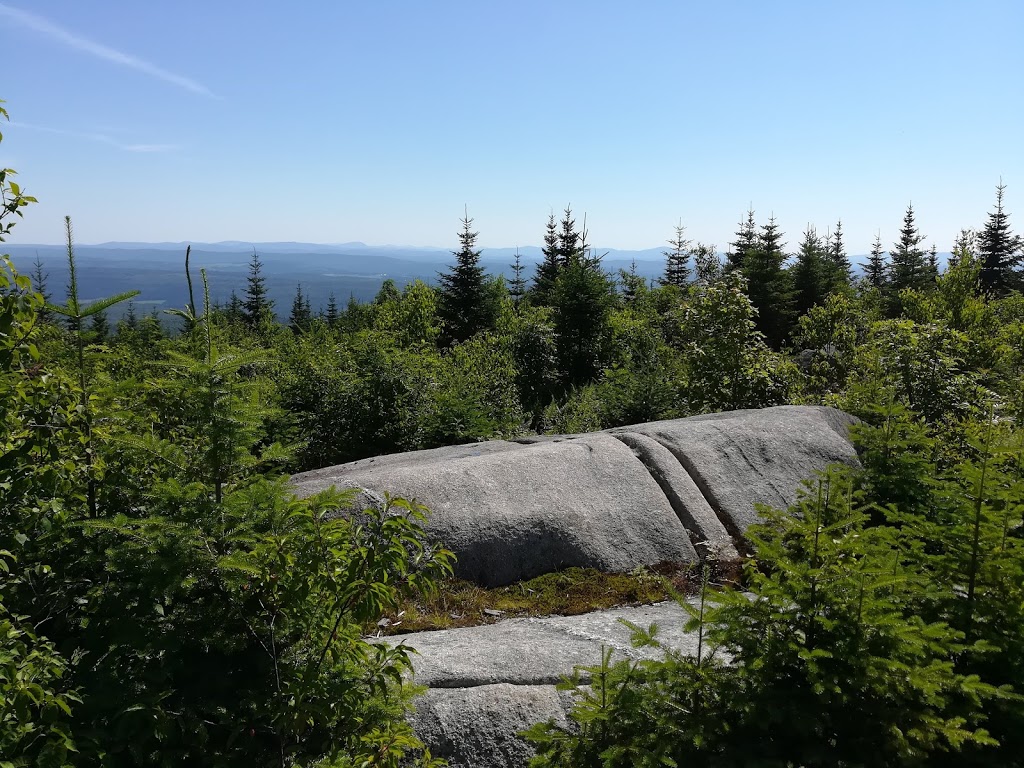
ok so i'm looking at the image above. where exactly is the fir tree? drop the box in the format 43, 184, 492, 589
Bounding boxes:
225, 290, 245, 325
30, 253, 52, 322
140, 309, 164, 345
243, 249, 273, 326
977, 182, 1022, 295
659, 221, 691, 288
926, 244, 940, 282
619, 259, 646, 303
863, 232, 888, 289
325, 292, 339, 326
828, 219, 853, 286
89, 309, 110, 342
742, 215, 794, 348
532, 212, 562, 305
890, 203, 928, 292
727, 206, 758, 271
120, 300, 139, 332
508, 248, 527, 307
552, 244, 615, 387
289, 283, 312, 332
557, 206, 582, 264
792, 225, 830, 318
437, 209, 496, 344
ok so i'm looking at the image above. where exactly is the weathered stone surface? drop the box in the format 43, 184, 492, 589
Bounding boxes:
389, 601, 698, 688
291, 405, 859, 587
613, 406, 859, 534
390, 601, 701, 768
612, 432, 739, 560
409, 684, 576, 768
293, 433, 697, 587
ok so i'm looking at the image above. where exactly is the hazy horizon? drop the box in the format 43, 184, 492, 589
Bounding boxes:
2, 1, 1021, 254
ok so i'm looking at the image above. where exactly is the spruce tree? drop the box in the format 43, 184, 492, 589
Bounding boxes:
618, 259, 646, 303
890, 203, 928, 292
121, 299, 138, 331
557, 206, 582, 264
926, 243, 940, 282
532, 212, 562, 305
289, 283, 312, 332
437, 209, 495, 344
225, 290, 245, 325
659, 221, 691, 288
325, 292, 339, 326
827, 219, 853, 286
552, 243, 615, 388
727, 207, 758, 271
742, 215, 794, 348
243, 249, 273, 326
863, 232, 888, 289
792, 225, 830, 318
977, 182, 1022, 295
508, 248, 527, 307
30, 254, 52, 323
89, 309, 110, 342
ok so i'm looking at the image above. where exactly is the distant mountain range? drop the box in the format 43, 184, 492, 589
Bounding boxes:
3, 240, 933, 322
1, 240, 668, 320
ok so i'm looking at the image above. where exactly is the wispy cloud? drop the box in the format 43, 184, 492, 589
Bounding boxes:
11, 122, 179, 153
0, 3, 215, 98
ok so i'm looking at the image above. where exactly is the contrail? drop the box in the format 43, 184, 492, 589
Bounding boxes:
0, 3, 216, 98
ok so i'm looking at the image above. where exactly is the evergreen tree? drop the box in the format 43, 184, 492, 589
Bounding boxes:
618, 259, 646, 304
120, 300, 138, 332
532, 212, 562, 305
863, 232, 888, 289
243, 249, 273, 326
88, 309, 110, 342
325, 292, 339, 326
30, 253, 52, 322
374, 279, 400, 305
557, 206, 582, 264
742, 215, 794, 348
828, 219, 853, 286
727, 206, 758, 271
791, 225, 830, 318
659, 221, 691, 287
437, 209, 496, 344
552, 246, 615, 387
140, 309, 164, 345
977, 182, 1022, 295
224, 290, 245, 325
289, 283, 312, 332
508, 248, 527, 307
890, 203, 928, 292
926, 243, 940, 282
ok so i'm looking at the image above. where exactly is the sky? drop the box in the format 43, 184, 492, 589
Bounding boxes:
1, 0, 1022, 254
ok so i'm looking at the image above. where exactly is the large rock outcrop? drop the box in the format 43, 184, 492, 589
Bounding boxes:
290, 406, 859, 587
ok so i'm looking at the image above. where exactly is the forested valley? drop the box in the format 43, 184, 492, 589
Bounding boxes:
4, 99, 1024, 766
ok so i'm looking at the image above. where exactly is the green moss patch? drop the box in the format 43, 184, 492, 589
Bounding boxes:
371, 565, 694, 636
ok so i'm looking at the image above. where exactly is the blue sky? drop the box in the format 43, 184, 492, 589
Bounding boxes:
1, 0, 1022, 254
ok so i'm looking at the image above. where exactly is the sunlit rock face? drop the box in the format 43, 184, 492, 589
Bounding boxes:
291, 405, 860, 587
